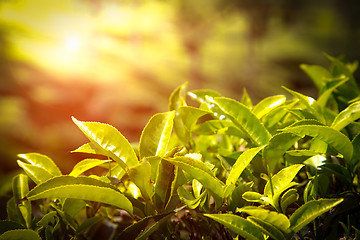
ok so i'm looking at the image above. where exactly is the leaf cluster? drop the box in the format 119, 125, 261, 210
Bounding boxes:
2, 54, 360, 239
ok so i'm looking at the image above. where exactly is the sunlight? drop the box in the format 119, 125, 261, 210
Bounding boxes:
64, 36, 81, 52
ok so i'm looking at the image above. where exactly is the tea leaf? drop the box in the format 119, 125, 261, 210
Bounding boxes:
165, 156, 224, 206
240, 88, 253, 108
63, 199, 86, 218
11, 174, 31, 228
331, 100, 360, 131
178, 106, 211, 130
177, 185, 205, 209
280, 189, 299, 213
264, 164, 303, 198
351, 133, 360, 170
238, 206, 290, 230
153, 159, 175, 210
247, 216, 287, 240
193, 119, 242, 136
128, 160, 153, 202
17, 153, 61, 177
169, 83, 189, 144
16, 161, 53, 185
264, 164, 303, 211
71, 142, 108, 155
169, 82, 187, 111
300, 64, 332, 91
283, 87, 325, 123
282, 125, 353, 161
139, 111, 175, 160
317, 78, 348, 109
0, 229, 42, 240
253, 95, 286, 119
289, 198, 343, 235
117, 212, 173, 240
242, 191, 266, 205
188, 89, 222, 104
69, 159, 111, 177
204, 214, 265, 240
72, 117, 138, 170
27, 176, 133, 214
263, 133, 302, 173
211, 97, 271, 145
36, 211, 57, 228
135, 213, 173, 240
226, 145, 265, 186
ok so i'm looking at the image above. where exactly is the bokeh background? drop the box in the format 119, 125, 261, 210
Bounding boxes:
0, 0, 360, 178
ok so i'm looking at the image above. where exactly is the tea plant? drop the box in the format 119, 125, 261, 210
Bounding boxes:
1, 54, 360, 239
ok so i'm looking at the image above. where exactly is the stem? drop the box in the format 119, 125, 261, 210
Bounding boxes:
267, 165, 274, 197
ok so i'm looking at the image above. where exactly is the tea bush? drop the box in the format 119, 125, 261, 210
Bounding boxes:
1, 54, 360, 239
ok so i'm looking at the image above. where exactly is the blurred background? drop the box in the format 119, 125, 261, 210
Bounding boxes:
0, 0, 360, 177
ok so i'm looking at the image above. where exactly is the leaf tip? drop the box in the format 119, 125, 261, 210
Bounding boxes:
71, 116, 78, 123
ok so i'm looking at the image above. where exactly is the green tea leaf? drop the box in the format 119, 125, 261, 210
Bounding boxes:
282, 125, 353, 161
331, 100, 360, 131
303, 155, 326, 170
63, 199, 86, 218
69, 159, 111, 177
36, 211, 57, 228
177, 185, 205, 209
153, 159, 175, 210
283, 87, 325, 123
351, 133, 360, 170
27, 176, 133, 214
247, 216, 287, 240
139, 111, 175, 160
262, 100, 297, 130
326, 53, 359, 91
253, 95, 286, 119
135, 213, 173, 240
240, 88, 253, 108
226, 145, 265, 186
317, 78, 348, 109
263, 133, 302, 173
169, 82, 187, 111
72, 117, 138, 170
300, 64, 332, 91
211, 97, 271, 145
289, 198, 343, 235
165, 156, 225, 206
188, 89, 222, 104
280, 189, 299, 213
178, 106, 211, 130
117, 212, 173, 240
11, 174, 31, 228
193, 119, 242, 136
128, 160, 153, 202
264, 164, 303, 211
6, 198, 24, 226
71, 142, 108, 155
169, 83, 189, 144
242, 191, 267, 205
238, 206, 290, 230
16, 161, 53, 185
17, 153, 61, 177
0, 229, 42, 240
168, 166, 188, 201
204, 214, 265, 240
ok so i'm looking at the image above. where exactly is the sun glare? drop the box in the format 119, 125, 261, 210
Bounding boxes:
64, 36, 81, 52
